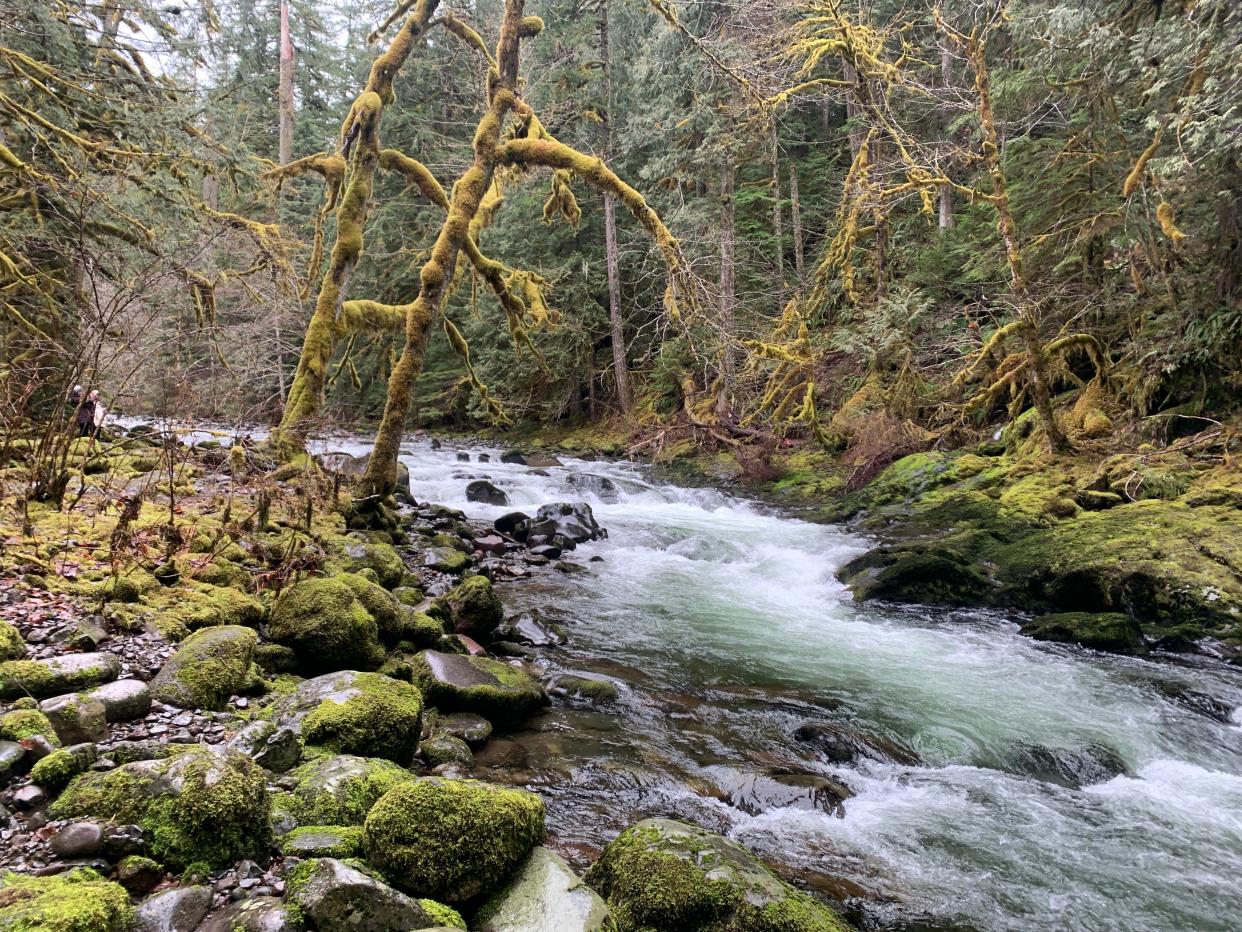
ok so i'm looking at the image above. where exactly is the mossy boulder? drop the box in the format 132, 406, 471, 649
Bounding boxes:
432, 576, 504, 640
160, 583, 264, 636
477, 847, 613, 932
50, 746, 270, 870
0, 621, 26, 661
280, 825, 364, 858
839, 548, 994, 606
267, 576, 387, 673
0, 869, 132, 932
362, 778, 545, 903
288, 857, 455, 931
266, 671, 423, 764
283, 754, 415, 825
585, 818, 851, 932
411, 651, 546, 729
150, 625, 258, 711
419, 734, 473, 768
29, 744, 98, 793
0, 652, 120, 700
395, 608, 449, 649
0, 708, 60, 747
1020, 612, 1145, 654
324, 539, 407, 589
425, 548, 471, 574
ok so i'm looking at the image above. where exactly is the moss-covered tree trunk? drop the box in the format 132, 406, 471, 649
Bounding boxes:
270, 0, 442, 458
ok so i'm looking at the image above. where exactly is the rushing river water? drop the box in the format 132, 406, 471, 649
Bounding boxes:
140, 420, 1242, 931
373, 439, 1242, 932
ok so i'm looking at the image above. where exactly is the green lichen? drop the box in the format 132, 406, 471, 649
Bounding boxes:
362, 777, 545, 903
50, 747, 271, 870
301, 673, 423, 763
0, 869, 132, 932
0, 709, 60, 746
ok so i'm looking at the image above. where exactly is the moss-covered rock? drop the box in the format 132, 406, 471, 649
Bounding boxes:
432, 576, 504, 640
268, 576, 386, 673
280, 825, 364, 858
585, 818, 851, 932
419, 734, 472, 768
477, 847, 613, 932
553, 675, 620, 704
150, 625, 258, 711
362, 778, 545, 903
411, 651, 546, 729
266, 671, 423, 764
0, 869, 132, 932
325, 539, 407, 589
160, 583, 264, 637
395, 608, 449, 650
0, 621, 26, 661
1019, 612, 1145, 653
0, 708, 60, 747
283, 754, 415, 825
29, 743, 98, 793
288, 857, 453, 931
839, 548, 994, 606
51, 746, 270, 869
0, 652, 120, 700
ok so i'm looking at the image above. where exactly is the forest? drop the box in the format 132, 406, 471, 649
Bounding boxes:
0, 1, 1240, 931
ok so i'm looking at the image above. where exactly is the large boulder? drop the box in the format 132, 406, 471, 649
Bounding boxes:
362, 778, 545, 903
0, 652, 120, 699
793, 723, 921, 767
411, 651, 546, 728
325, 539, 407, 590
51, 746, 270, 869
150, 625, 257, 711
0, 869, 132, 932
1019, 612, 1144, 654
281, 754, 414, 825
467, 480, 510, 507
195, 897, 301, 932
585, 818, 851, 932
526, 503, 607, 550
566, 473, 621, 504
432, 575, 504, 640
288, 857, 462, 931
86, 679, 152, 722
265, 671, 423, 764
267, 576, 388, 673
477, 847, 612, 932
39, 692, 107, 744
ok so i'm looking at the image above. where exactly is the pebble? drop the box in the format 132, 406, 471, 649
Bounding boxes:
11, 785, 45, 811
49, 821, 104, 858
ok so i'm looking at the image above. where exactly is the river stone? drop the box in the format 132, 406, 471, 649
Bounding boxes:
477, 846, 612, 932
267, 576, 387, 673
133, 885, 214, 932
526, 502, 607, 549
289, 857, 450, 931
279, 825, 363, 858
497, 610, 567, 647
29, 743, 98, 792
49, 820, 105, 858
552, 674, 618, 704
1004, 742, 1128, 788
434, 712, 492, 748
494, 511, 531, 538
0, 740, 25, 780
283, 753, 415, 825
86, 679, 152, 721
586, 818, 851, 932
433, 575, 504, 640
793, 722, 922, 766
196, 897, 299, 932
420, 733, 473, 768
0, 619, 26, 660
264, 671, 423, 764
226, 719, 302, 773
363, 777, 545, 903
39, 692, 107, 744
426, 547, 471, 574
708, 768, 851, 817
0, 651, 121, 699
50, 745, 270, 869
150, 625, 257, 711
411, 650, 546, 728
566, 472, 621, 504
467, 480, 510, 506
1020, 611, 1145, 654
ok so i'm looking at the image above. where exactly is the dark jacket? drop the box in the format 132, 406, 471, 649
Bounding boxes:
75, 398, 95, 428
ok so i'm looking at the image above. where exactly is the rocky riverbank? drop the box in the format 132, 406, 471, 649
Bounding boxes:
0, 429, 854, 931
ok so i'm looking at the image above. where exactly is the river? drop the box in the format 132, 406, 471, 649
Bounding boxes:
378, 437, 1242, 932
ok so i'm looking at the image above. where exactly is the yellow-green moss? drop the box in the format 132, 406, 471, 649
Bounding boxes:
362, 778, 545, 903
279, 825, 364, 858
29, 745, 97, 793
0, 709, 59, 746
301, 673, 423, 764
0, 869, 132, 932
268, 576, 385, 673
0, 622, 25, 661
418, 900, 466, 929
283, 754, 415, 825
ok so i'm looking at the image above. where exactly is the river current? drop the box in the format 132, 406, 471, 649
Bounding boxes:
165, 421, 1242, 930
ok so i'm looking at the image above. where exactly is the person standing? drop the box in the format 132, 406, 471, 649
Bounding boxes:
74, 389, 96, 438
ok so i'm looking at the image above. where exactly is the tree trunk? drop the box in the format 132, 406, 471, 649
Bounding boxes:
770, 121, 784, 311
790, 161, 804, 280
938, 47, 954, 231
718, 162, 736, 419
278, 1, 294, 167
600, 3, 632, 414
966, 36, 1067, 451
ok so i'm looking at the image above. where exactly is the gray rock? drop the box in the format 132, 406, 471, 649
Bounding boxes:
565, 472, 621, 504
434, 712, 492, 748
0, 739, 25, 780
419, 734, 472, 768
49, 820, 105, 858
12, 783, 46, 810
278, 826, 362, 858
497, 611, 566, 647
134, 885, 214, 932
288, 858, 445, 931
793, 722, 922, 766
525, 502, 607, 549
466, 480, 509, 506
412, 650, 547, 728
39, 693, 108, 744
477, 847, 612, 932
196, 897, 301, 932
86, 679, 152, 722
0, 651, 121, 699
226, 720, 302, 773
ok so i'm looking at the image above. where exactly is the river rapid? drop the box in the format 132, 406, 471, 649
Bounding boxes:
180, 421, 1242, 931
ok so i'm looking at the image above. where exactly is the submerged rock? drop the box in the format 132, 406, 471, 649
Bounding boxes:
710, 769, 851, 817
362, 777, 545, 903
1003, 742, 1128, 788
433, 711, 492, 748
467, 480, 510, 506
585, 817, 851, 932
566, 472, 621, 504
411, 650, 546, 728
793, 722, 922, 766
477, 846, 612, 932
